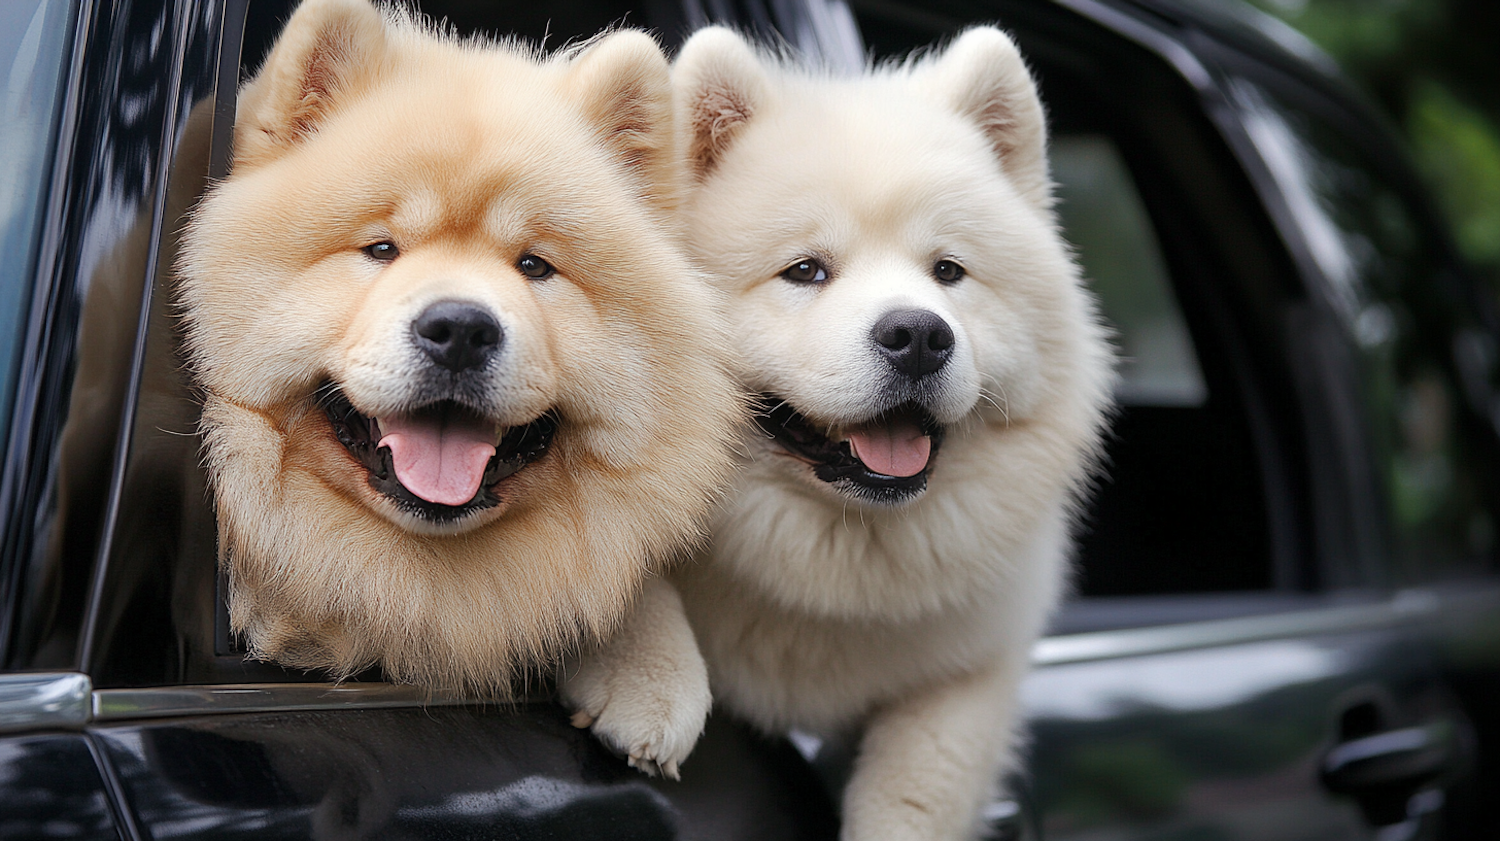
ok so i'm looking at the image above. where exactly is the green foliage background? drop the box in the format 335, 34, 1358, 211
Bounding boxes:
1245, 0, 1500, 289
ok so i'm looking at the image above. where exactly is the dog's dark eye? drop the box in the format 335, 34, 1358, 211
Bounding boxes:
363, 241, 399, 262
933, 259, 965, 283
780, 258, 828, 284
518, 254, 554, 279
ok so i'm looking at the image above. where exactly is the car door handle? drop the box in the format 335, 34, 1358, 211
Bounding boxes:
1319, 720, 1458, 796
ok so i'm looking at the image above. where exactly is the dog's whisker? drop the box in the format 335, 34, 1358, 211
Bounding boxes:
311, 380, 342, 402
979, 385, 1011, 426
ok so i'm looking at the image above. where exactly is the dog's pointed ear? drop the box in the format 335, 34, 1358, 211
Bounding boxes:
923, 27, 1051, 208
673, 27, 769, 181
235, 0, 390, 166
566, 31, 678, 213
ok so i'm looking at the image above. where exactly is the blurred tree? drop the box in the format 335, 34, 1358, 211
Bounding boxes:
1248, 0, 1500, 286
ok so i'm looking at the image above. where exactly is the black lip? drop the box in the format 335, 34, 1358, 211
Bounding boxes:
753, 394, 944, 505
321, 387, 557, 524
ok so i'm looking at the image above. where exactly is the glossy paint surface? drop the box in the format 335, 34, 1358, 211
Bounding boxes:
93, 703, 837, 840
1028, 626, 1451, 840
0, 733, 120, 840
0, 0, 202, 672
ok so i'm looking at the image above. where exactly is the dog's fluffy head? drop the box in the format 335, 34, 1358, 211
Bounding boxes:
675, 27, 1114, 617
178, 0, 741, 693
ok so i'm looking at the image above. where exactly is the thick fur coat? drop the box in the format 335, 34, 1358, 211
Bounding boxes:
567, 26, 1114, 838
177, 0, 740, 696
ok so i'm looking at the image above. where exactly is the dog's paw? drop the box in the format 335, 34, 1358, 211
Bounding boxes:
561, 639, 711, 779
560, 578, 711, 780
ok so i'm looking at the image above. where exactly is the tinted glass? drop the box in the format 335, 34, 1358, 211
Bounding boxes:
1232, 79, 1500, 581
1053, 135, 1206, 408
0, 0, 74, 441
1051, 131, 1272, 595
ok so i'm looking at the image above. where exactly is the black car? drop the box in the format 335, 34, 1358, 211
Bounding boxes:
3, 0, 1499, 839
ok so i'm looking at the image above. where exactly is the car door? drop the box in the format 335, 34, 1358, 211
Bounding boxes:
840, 1, 1500, 839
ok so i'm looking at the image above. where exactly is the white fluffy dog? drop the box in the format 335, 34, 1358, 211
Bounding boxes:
565, 26, 1113, 840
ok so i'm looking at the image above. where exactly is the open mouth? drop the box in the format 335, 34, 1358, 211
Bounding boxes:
322, 387, 557, 524
754, 394, 944, 504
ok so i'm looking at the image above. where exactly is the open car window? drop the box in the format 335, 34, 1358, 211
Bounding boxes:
1051, 124, 1281, 602
78, 0, 695, 686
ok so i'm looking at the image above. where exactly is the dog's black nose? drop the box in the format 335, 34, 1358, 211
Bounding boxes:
412, 300, 503, 372
871, 309, 954, 378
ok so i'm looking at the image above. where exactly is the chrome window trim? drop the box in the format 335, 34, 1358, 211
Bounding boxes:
91, 682, 497, 722
0, 671, 91, 733
1034, 589, 1440, 666
5, 589, 1485, 728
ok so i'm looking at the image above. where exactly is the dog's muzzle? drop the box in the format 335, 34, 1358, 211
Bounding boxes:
755, 394, 945, 505
322, 387, 556, 525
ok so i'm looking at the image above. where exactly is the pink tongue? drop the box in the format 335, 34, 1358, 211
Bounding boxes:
846, 418, 931, 478
377, 412, 498, 506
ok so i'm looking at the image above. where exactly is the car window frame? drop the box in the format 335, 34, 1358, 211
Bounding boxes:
1200, 42, 1500, 587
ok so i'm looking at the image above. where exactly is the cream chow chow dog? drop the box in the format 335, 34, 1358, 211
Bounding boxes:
566, 25, 1114, 838
177, 0, 740, 707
